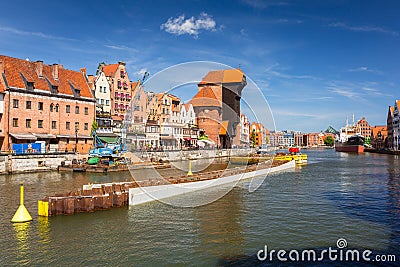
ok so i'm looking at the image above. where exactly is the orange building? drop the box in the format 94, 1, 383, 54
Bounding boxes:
194, 69, 247, 148
0, 55, 95, 153
371, 126, 387, 150
250, 122, 265, 147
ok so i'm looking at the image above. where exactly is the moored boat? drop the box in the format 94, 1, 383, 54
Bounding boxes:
335, 115, 365, 153
274, 147, 307, 165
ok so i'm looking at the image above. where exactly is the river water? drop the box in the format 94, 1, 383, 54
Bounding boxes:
0, 149, 398, 266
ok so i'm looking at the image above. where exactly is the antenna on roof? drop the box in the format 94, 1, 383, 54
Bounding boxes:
238, 63, 242, 69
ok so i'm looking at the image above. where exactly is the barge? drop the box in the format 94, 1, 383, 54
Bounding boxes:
38, 158, 295, 216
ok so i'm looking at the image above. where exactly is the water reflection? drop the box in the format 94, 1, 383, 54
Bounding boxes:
12, 222, 31, 266
196, 187, 245, 259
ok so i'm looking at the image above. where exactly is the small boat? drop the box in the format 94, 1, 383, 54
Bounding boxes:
274, 147, 307, 165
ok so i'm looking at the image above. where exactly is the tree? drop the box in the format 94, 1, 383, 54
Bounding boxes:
365, 136, 371, 145
324, 136, 334, 147
91, 120, 98, 136
250, 129, 257, 147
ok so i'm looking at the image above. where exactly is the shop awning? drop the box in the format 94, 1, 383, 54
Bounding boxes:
10, 133, 37, 140
99, 136, 118, 143
34, 133, 57, 139
160, 136, 176, 140
57, 134, 92, 139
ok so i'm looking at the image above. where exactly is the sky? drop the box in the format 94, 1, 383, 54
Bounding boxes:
0, 0, 399, 132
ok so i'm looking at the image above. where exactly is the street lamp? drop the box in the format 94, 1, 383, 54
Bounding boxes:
75, 125, 78, 153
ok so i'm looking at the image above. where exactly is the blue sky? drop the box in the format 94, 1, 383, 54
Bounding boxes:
0, 0, 399, 132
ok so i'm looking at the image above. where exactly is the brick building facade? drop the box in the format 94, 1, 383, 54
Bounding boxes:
0, 55, 95, 153
194, 69, 246, 148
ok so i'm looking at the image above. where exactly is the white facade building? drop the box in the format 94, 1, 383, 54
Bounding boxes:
94, 71, 111, 113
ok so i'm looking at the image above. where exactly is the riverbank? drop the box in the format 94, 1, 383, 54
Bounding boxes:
365, 148, 400, 155
0, 153, 76, 174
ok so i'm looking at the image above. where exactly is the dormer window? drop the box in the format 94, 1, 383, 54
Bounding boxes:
20, 72, 35, 90
69, 81, 81, 98
27, 82, 34, 90
51, 85, 58, 94
75, 89, 81, 97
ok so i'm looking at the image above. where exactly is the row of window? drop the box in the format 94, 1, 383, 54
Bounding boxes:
12, 99, 90, 115
96, 99, 110, 106
98, 86, 108, 93
12, 118, 88, 131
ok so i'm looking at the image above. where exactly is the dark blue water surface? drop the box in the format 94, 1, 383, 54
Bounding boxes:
0, 149, 398, 266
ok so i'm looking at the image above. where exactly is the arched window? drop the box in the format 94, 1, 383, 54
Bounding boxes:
55, 104, 59, 112
50, 103, 54, 112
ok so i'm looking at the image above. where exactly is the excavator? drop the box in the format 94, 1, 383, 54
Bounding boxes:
87, 132, 126, 165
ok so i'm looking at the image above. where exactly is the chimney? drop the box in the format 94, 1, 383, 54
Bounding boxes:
0, 61, 4, 74
35, 60, 43, 77
52, 64, 59, 80
80, 67, 87, 76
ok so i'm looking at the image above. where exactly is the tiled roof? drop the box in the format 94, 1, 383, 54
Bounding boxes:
371, 126, 387, 138
0, 55, 92, 98
102, 63, 119, 77
131, 81, 139, 89
219, 120, 229, 135
200, 68, 245, 84
190, 86, 220, 107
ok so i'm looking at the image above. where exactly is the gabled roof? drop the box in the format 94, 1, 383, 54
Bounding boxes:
131, 81, 139, 90
102, 63, 119, 77
0, 55, 92, 98
388, 106, 394, 117
190, 86, 220, 107
199, 68, 245, 85
219, 121, 229, 135
181, 103, 194, 112
371, 126, 387, 138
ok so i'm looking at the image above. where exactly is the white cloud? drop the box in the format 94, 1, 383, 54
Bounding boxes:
160, 12, 216, 38
0, 25, 75, 41
348, 66, 381, 74
104, 44, 138, 52
134, 68, 148, 78
329, 22, 398, 36
241, 0, 288, 9
264, 63, 317, 80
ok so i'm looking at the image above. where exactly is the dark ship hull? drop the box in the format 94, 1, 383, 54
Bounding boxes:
335, 135, 365, 153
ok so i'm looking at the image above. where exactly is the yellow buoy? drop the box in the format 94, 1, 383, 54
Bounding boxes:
11, 182, 33, 223
187, 160, 193, 176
